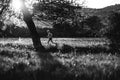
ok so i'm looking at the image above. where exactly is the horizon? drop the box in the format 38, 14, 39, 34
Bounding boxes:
77, 0, 120, 9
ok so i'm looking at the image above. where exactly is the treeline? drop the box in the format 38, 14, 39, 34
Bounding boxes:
52, 15, 104, 37
52, 11, 120, 38
0, 11, 120, 38
0, 0, 120, 38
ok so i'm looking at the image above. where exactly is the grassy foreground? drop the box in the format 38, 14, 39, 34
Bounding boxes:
0, 43, 120, 80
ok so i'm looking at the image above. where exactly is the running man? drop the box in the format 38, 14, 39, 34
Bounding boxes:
47, 30, 54, 44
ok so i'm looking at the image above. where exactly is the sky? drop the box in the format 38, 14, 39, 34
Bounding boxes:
77, 0, 120, 8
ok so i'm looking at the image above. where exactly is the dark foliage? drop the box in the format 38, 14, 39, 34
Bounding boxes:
106, 12, 120, 50
83, 16, 103, 37
59, 44, 74, 53
53, 18, 79, 37
34, 0, 81, 20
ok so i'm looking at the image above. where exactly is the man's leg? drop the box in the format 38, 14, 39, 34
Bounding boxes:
47, 38, 50, 44
50, 38, 54, 43
50, 38, 56, 44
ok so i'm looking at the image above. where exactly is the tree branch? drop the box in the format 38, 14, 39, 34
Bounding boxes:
0, 0, 10, 15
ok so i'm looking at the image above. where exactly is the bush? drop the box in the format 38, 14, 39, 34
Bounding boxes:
53, 17, 80, 37
106, 12, 120, 51
84, 16, 104, 37
60, 44, 74, 53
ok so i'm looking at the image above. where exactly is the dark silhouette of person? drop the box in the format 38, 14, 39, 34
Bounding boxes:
47, 30, 54, 44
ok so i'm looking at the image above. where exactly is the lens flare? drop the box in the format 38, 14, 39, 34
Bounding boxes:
9, 0, 39, 26
11, 0, 23, 12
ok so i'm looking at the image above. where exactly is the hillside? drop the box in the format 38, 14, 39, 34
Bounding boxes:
81, 4, 120, 17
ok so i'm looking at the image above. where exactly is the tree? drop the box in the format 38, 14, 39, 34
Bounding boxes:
20, 0, 45, 51
0, 0, 81, 51
84, 16, 103, 37
107, 12, 120, 51
0, 0, 45, 51
34, 0, 81, 20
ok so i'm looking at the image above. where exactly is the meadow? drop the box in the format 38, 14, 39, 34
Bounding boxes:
0, 38, 108, 47
0, 38, 120, 80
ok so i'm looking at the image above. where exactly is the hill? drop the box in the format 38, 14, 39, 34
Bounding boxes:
81, 4, 120, 18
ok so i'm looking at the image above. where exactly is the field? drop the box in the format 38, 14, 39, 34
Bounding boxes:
0, 38, 120, 80
0, 38, 108, 47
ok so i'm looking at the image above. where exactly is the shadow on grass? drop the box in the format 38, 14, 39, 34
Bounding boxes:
45, 43, 110, 54
0, 49, 75, 80
33, 51, 74, 80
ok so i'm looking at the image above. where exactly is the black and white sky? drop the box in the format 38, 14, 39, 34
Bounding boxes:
77, 0, 120, 8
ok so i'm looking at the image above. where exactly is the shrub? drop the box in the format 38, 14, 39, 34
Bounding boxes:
106, 12, 120, 51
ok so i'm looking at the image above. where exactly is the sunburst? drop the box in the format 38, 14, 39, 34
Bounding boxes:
11, 0, 23, 12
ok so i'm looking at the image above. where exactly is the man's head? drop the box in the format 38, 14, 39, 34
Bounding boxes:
47, 30, 50, 33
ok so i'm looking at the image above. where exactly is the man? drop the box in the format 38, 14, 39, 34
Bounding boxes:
47, 30, 54, 44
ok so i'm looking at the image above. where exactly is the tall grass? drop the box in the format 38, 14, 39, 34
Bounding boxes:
0, 43, 120, 80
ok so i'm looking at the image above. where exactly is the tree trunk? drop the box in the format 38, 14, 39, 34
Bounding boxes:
21, 0, 45, 51
23, 17, 45, 51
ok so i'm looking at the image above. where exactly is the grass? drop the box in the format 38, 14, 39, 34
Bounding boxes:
0, 38, 120, 80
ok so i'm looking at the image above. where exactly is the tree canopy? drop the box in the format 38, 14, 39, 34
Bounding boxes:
0, 0, 82, 51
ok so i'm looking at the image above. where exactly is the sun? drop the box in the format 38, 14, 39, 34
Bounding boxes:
10, 0, 38, 13
8, 0, 39, 26
11, 0, 23, 12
